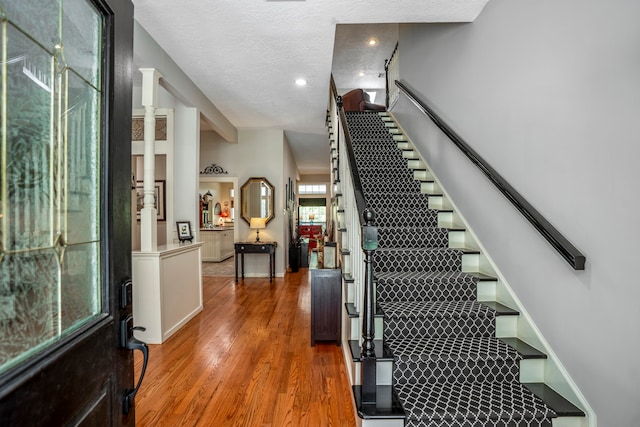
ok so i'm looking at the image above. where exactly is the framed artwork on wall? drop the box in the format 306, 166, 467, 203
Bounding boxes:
135, 180, 166, 221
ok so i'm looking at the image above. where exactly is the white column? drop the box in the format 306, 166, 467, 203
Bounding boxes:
139, 68, 163, 251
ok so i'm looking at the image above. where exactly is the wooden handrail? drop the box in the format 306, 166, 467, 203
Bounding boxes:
395, 80, 586, 270
330, 76, 368, 225
329, 76, 378, 403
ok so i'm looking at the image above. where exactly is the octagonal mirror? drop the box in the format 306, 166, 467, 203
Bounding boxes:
240, 177, 274, 225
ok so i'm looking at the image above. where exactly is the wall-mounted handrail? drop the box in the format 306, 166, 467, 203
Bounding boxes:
395, 80, 586, 270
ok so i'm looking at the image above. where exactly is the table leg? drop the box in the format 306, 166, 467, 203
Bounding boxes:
235, 253, 239, 282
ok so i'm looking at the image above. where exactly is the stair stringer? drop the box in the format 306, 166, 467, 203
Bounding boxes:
385, 112, 595, 427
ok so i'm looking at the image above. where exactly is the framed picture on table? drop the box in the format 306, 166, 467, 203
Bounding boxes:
176, 221, 193, 242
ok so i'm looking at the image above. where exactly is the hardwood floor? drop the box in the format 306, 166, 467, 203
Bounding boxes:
134, 269, 356, 427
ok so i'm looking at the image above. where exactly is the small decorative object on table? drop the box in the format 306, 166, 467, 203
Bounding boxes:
250, 217, 266, 242
176, 221, 193, 243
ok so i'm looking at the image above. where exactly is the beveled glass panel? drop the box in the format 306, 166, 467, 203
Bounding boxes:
2, 24, 55, 252
60, 242, 100, 329
62, 0, 101, 86
65, 70, 100, 244
0, 1, 103, 374
0, 1, 60, 52
0, 250, 60, 371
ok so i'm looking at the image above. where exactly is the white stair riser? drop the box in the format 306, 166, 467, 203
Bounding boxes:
462, 253, 480, 272
520, 359, 545, 383
552, 417, 588, 427
375, 317, 383, 340
401, 150, 418, 159
407, 159, 426, 169
476, 280, 497, 302
448, 230, 467, 248
495, 315, 518, 338
420, 181, 439, 194
427, 195, 452, 210
360, 420, 404, 427
352, 360, 394, 386
413, 169, 432, 181
349, 317, 359, 340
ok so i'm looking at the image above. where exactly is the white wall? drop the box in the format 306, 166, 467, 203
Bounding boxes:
392, 0, 640, 425
173, 105, 200, 242
201, 128, 292, 277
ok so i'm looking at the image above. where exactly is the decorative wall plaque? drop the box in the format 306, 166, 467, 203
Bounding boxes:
200, 163, 229, 175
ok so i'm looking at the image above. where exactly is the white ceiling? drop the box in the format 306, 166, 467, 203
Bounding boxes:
132, 0, 488, 174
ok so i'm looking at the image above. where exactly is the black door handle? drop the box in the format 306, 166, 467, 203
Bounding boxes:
121, 314, 149, 414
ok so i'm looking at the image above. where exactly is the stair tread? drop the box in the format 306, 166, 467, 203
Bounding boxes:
377, 226, 452, 231
499, 338, 547, 359
467, 272, 498, 281
375, 270, 479, 284
342, 273, 355, 282
365, 207, 438, 214
379, 300, 494, 318
396, 380, 556, 422
364, 191, 426, 195
345, 303, 358, 318
480, 300, 519, 315
523, 383, 585, 417
376, 247, 479, 255
385, 335, 522, 362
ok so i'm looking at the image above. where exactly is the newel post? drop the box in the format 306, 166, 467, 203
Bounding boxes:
361, 208, 377, 404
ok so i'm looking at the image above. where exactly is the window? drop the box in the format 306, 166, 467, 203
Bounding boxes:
298, 184, 326, 195
299, 206, 326, 225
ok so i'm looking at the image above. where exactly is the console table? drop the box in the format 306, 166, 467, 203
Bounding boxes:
235, 242, 277, 282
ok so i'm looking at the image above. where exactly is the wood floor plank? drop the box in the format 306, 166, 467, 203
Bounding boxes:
134, 269, 356, 427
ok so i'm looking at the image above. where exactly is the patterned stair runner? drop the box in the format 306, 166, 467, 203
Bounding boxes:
345, 111, 557, 427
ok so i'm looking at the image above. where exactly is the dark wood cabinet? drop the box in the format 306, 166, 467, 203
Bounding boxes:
310, 268, 342, 346
300, 240, 309, 268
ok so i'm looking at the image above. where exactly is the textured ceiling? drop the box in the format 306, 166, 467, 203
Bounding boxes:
132, 0, 488, 174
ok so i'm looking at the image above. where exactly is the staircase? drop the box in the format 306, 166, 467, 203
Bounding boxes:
340, 111, 586, 427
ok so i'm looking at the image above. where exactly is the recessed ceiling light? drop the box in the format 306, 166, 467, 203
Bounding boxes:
368, 38, 378, 46
358, 71, 365, 77
295, 78, 307, 86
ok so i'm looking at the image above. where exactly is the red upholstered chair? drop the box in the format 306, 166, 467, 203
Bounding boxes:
341, 89, 386, 112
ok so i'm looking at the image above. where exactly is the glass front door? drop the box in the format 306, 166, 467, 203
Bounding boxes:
0, 0, 135, 424
0, 0, 103, 374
